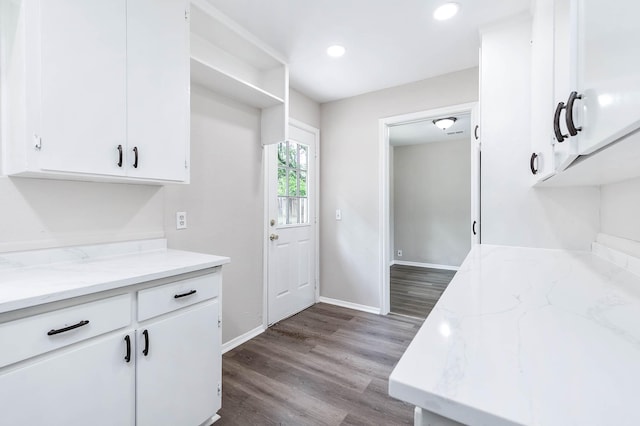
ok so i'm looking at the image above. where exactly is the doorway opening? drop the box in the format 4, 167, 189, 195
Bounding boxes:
379, 103, 480, 317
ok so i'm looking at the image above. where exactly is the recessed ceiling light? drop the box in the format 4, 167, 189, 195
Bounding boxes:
326, 45, 346, 58
433, 3, 459, 21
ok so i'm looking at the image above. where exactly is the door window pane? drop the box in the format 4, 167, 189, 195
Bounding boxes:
278, 167, 287, 196
276, 140, 310, 225
299, 145, 308, 170
299, 171, 307, 197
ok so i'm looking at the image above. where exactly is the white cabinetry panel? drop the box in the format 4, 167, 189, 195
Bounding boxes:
136, 301, 221, 426
0, 333, 135, 426
574, 0, 640, 155
39, 0, 127, 177
127, 0, 189, 181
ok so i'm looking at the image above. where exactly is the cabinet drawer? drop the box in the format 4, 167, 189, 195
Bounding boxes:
137, 272, 220, 321
0, 294, 131, 368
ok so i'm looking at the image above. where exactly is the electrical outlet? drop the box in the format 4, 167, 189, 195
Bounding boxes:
176, 211, 187, 230
397, 249, 403, 257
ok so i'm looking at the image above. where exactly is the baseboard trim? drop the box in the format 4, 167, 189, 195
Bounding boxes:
221, 325, 265, 354
318, 297, 380, 314
392, 260, 459, 271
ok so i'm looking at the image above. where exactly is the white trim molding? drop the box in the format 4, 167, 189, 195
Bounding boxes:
318, 297, 380, 315
221, 325, 265, 354
391, 260, 459, 271
379, 102, 479, 315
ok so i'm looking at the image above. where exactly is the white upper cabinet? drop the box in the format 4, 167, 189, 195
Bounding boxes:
189, 0, 289, 146
530, 0, 577, 181
530, 0, 640, 185
39, 0, 128, 178
530, 0, 556, 181
0, 0, 190, 184
127, 0, 190, 181
572, 0, 640, 155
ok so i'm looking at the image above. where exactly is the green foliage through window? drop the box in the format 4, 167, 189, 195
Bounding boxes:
277, 141, 309, 225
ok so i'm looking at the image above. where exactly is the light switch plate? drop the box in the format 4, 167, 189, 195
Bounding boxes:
335, 209, 342, 220
176, 211, 187, 229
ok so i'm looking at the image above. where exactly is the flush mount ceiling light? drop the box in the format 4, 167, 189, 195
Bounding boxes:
433, 2, 459, 21
433, 117, 457, 130
326, 45, 346, 58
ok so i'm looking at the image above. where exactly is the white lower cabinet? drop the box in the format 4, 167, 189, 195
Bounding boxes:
0, 333, 136, 426
137, 301, 221, 426
0, 269, 222, 426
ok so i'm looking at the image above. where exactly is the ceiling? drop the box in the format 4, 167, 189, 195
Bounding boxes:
390, 113, 470, 146
206, 0, 531, 103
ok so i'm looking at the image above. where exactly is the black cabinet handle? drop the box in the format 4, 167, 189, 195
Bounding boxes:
124, 335, 131, 363
530, 152, 539, 175
117, 145, 123, 167
474, 125, 479, 140
174, 289, 197, 299
132, 146, 139, 169
566, 91, 582, 136
553, 102, 568, 142
472, 221, 477, 235
142, 329, 149, 356
47, 320, 90, 336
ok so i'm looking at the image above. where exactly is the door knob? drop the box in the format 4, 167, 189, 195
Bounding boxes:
270, 234, 279, 241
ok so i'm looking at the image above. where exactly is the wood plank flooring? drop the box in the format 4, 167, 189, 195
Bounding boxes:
216, 303, 423, 426
390, 265, 456, 319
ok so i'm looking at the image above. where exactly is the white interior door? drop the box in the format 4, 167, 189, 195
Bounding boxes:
267, 121, 318, 325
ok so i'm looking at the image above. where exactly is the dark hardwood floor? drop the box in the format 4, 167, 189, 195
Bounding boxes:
216, 303, 423, 426
390, 265, 456, 319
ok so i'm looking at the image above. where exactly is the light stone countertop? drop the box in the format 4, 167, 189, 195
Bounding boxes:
389, 244, 640, 426
0, 239, 230, 314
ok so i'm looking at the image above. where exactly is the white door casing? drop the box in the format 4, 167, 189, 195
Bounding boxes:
266, 121, 318, 325
379, 102, 480, 315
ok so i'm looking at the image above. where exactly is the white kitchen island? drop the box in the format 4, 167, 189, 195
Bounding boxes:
389, 243, 640, 426
0, 239, 229, 426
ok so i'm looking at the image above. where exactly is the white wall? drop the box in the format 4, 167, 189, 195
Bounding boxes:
600, 177, 640, 243
164, 84, 320, 343
0, 177, 164, 253
164, 85, 264, 343
393, 139, 470, 267
480, 17, 600, 251
320, 68, 479, 309
290, 88, 321, 129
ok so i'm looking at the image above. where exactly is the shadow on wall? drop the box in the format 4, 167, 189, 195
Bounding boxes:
0, 176, 164, 252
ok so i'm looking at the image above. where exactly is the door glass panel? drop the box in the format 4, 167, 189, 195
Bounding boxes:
300, 198, 308, 224
299, 145, 308, 170
277, 140, 309, 225
278, 167, 287, 196
287, 198, 299, 224
299, 171, 307, 197
288, 142, 298, 168
288, 169, 298, 196
277, 143, 287, 166
278, 197, 287, 225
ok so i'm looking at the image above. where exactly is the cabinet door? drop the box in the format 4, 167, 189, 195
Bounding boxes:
551, 0, 579, 171
137, 301, 221, 426
0, 333, 135, 426
127, 0, 190, 181
530, 0, 556, 181
39, 0, 127, 177
573, 0, 640, 155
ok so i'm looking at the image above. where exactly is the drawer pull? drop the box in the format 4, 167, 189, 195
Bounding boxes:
47, 320, 90, 336
142, 329, 150, 356
124, 335, 131, 363
174, 289, 197, 299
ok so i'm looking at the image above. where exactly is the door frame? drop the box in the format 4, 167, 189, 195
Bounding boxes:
262, 118, 320, 328
378, 102, 480, 315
